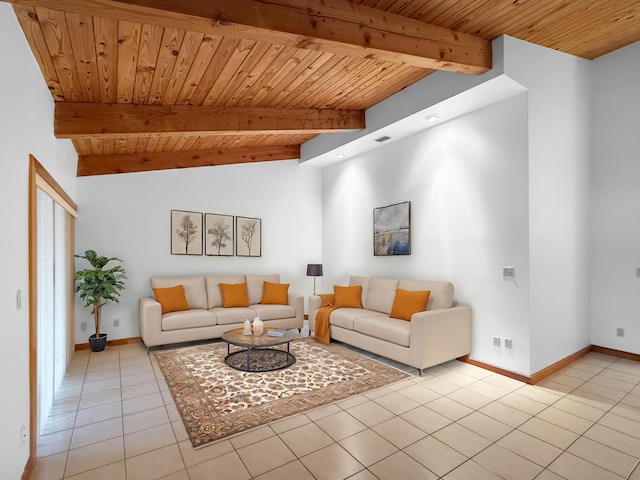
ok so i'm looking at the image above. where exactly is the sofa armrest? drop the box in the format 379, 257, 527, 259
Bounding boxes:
308, 295, 323, 332
288, 293, 305, 326
409, 306, 472, 369
139, 297, 163, 347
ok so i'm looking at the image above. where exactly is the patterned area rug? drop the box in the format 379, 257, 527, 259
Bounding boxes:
154, 337, 411, 447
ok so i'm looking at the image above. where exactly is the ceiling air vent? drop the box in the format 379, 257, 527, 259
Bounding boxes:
374, 135, 391, 143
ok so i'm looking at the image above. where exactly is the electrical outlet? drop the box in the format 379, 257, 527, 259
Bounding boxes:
502, 266, 515, 278
16, 290, 21, 310
505, 338, 513, 349
493, 336, 501, 347
113, 318, 120, 327
616, 328, 625, 337
80, 322, 87, 332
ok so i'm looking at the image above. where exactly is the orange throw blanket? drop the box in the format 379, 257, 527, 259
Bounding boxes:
314, 294, 338, 344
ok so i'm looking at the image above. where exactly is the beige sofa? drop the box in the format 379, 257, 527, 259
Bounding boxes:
139, 274, 304, 348
309, 276, 472, 374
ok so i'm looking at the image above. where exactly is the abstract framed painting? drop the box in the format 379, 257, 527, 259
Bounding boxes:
373, 201, 410, 256
236, 216, 261, 257
171, 210, 203, 255
205, 213, 234, 256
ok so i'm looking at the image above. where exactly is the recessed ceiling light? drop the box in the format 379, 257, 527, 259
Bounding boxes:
336, 153, 345, 159
425, 114, 441, 123
374, 135, 391, 143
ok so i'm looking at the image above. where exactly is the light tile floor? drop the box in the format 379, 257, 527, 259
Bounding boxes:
32, 338, 640, 480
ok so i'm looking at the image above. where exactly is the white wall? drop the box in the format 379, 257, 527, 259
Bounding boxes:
322, 94, 533, 375
320, 36, 596, 376
590, 40, 640, 354
503, 36, 592, 373
0, 4, 77, 477
74, 161, 322, 343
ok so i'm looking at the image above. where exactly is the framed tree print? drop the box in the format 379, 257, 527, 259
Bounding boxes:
373, 201, 410, 256
236, 216, 261, 257
205, 213, 234, 256
171, 210, 203, 255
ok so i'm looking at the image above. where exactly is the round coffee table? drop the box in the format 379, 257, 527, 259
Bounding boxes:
221, 328, 296, 372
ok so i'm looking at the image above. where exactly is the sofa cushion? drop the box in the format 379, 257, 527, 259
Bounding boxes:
365, 278, 399, 314
161, 309, 217, 331
261, 282, 289, 305
334, 285, 362, 308
353, 316, 410, 347
152, 285, 189, 314
246, 274, 280, 305
205, 275, 246, 308
398, 280, 454, 310
210, 307, 256, 325
220, 283, 249, 307
251, 304, 296, 321
389, 289, 431, 321
329, 308, 386, 331
151, 276, 207, 310
349, 276, 370, 308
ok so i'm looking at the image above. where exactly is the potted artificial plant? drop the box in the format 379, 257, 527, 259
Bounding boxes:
75, 249, 127, 352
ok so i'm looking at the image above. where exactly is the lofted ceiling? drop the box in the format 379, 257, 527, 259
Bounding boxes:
8, 0, 640, 176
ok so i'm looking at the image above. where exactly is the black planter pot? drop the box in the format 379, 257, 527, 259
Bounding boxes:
89, 333, 107, 352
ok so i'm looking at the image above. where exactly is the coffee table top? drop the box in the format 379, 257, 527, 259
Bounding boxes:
222, 327, 296, 348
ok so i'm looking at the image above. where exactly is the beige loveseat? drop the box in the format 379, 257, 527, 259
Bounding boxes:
139, 274, 304, 348
309, 276, 472, 374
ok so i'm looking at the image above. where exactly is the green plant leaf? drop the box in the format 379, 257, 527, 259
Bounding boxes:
75, 250, 127, 336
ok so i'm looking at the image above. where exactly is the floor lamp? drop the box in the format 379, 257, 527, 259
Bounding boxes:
306, 264, 323, 295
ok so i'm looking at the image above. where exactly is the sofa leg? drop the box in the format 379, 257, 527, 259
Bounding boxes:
418, 368, 423, 377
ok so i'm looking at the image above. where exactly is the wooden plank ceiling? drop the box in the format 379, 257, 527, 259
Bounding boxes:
9, 0, 640, 176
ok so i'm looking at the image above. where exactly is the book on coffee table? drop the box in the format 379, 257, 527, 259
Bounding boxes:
267, 329, 285, 337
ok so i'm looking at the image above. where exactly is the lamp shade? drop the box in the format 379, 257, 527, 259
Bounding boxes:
306, 264, 323, 277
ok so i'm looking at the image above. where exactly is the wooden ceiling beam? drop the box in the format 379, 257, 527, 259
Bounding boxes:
55, 103, 365, 138
77, 145, 300, 176
10, 0, 491, 74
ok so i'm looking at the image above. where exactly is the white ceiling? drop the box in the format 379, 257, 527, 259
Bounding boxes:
300, 37, 527, 168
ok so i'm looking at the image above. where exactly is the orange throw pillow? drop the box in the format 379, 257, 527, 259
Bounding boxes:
334, 285, 362, 308
261, 281, 289, 305
390, 289, 431, 321
152, 285, 189, 314
219, 283, 249, 307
